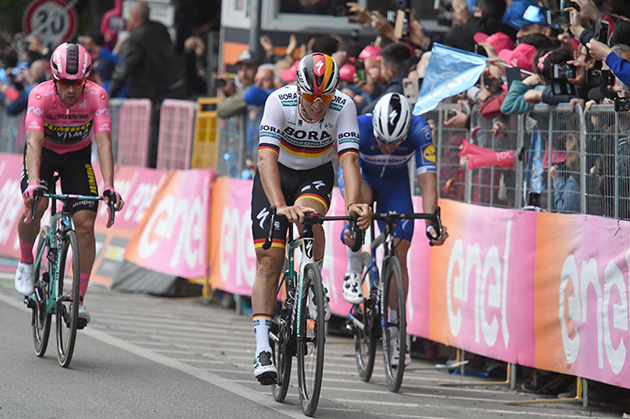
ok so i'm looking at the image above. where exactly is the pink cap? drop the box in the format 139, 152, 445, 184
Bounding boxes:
498, 43, 537, 73
473, 32, 515, 55
279, 59, 300, 82
339, 63, 356, 83
359, 45, 381, 59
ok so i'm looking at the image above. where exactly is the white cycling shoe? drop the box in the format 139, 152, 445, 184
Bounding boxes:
308, 287, 331, 321
15, 262, 34, 296
391, 338, 411, 367
342, 271, 364, 304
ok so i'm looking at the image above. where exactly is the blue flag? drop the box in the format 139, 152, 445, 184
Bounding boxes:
412, 43, 487, 116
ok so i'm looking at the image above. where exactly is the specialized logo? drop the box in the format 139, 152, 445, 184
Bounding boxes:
304, 239, 313, 259
315, 60, 324, 75
257, 207, 270, 230
389, 109, 398, 125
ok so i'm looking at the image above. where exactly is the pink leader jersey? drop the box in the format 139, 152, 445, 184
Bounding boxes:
24, 80, 112, 154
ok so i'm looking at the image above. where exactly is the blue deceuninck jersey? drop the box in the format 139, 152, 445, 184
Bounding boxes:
340, 114, 437, 242
357, 113, 437, 179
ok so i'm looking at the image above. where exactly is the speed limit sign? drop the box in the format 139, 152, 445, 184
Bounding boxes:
23, 0, 78, 48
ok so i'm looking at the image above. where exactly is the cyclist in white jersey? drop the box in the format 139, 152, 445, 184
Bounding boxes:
250, 52, 371, 384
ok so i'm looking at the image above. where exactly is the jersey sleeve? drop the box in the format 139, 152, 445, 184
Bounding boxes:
91, 85, 112, 134
413, 118, 437, 176
24, 85, 46, 131
336, 99, 360, 160
258, 94, 285, 155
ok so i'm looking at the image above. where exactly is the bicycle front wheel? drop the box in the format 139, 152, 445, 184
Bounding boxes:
56, 229, 80, 368
297, 263, 325, 417
32, 227, 51, 357
381, 256, 406, 393
353, 251, 376, 382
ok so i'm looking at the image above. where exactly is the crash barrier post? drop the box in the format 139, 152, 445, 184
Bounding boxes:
191, 97, 221, 169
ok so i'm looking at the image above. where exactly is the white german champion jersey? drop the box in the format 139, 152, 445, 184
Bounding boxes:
258, 85, 360, 171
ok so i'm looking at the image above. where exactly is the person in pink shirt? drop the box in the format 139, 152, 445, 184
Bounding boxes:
15, 42, 124, 326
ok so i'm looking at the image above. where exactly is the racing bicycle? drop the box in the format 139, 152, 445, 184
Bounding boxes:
347, 206, 442, 392
26, 185, 116, 368
263, 206, 362, 416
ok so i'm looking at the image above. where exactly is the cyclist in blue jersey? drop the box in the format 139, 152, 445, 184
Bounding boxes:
339, 92, 449, 365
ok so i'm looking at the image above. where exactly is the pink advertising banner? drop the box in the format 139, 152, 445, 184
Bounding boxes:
208, 177, 353, 315
91, 165, 168, 286
206, 177, 630, 389
0, 153, 28, 260
124, 169, 214, 279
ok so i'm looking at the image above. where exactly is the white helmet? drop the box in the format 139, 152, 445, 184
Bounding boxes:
372, 92, 412, 145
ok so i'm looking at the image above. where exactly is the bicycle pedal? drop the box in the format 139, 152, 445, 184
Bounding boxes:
257, 372, 277, 386
76, 319, 88, 330
24, 296, 34, 308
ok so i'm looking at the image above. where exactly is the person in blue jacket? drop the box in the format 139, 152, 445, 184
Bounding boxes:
243, 64, 278, 164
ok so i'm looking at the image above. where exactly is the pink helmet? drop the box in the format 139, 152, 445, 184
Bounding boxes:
50, 42, 92, 80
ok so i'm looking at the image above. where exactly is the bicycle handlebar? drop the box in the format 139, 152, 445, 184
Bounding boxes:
262, 205, 363, 252
26, 189, 116, 227
372, 206, 443, 244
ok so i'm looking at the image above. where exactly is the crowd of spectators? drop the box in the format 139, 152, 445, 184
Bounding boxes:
0, 0, 214, 166
1, 0, 629, 399
208, 0, 630, 402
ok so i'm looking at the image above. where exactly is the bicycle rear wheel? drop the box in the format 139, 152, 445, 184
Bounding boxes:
297, 263, 325, 417
353, 252, 377, 382
381, 256, 406, 393
56, 229, 80, 368
271, 307, 293, 403
32, 227, 51, 357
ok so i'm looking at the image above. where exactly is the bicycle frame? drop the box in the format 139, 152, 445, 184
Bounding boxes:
349, 207, 441, 320
32, 194, 102, 313
265, 207, 359, 416
276, 222, 317, 343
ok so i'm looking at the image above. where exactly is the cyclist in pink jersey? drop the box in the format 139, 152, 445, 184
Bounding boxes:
15, 42, 124, 326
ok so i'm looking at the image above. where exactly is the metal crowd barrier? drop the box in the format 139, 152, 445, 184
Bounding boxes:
156, 99, 197, 171
0, 96, 628, 223
115, 99, 151, 168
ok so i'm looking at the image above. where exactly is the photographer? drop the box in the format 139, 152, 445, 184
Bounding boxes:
411, 0, 517, 53
501, 48, 580, 115
587, 38, 630, 87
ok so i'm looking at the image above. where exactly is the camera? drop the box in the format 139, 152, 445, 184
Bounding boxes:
546, 10, 568, 26
334, 4, 356, 18
586, 69, 615, 86
551, 80, 576, 95
434, 0, 453, 26
109, 16, 127, 32
355, 58, 366, 82
553, 63, 576, 79
595, 17, 610, 44
394, 9, 411, 38
614, 97, 630, 112
215, 78, 227, 88
561, 0, 579, 11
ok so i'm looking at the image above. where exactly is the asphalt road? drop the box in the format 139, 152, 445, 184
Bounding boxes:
0, 273, 626, 419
